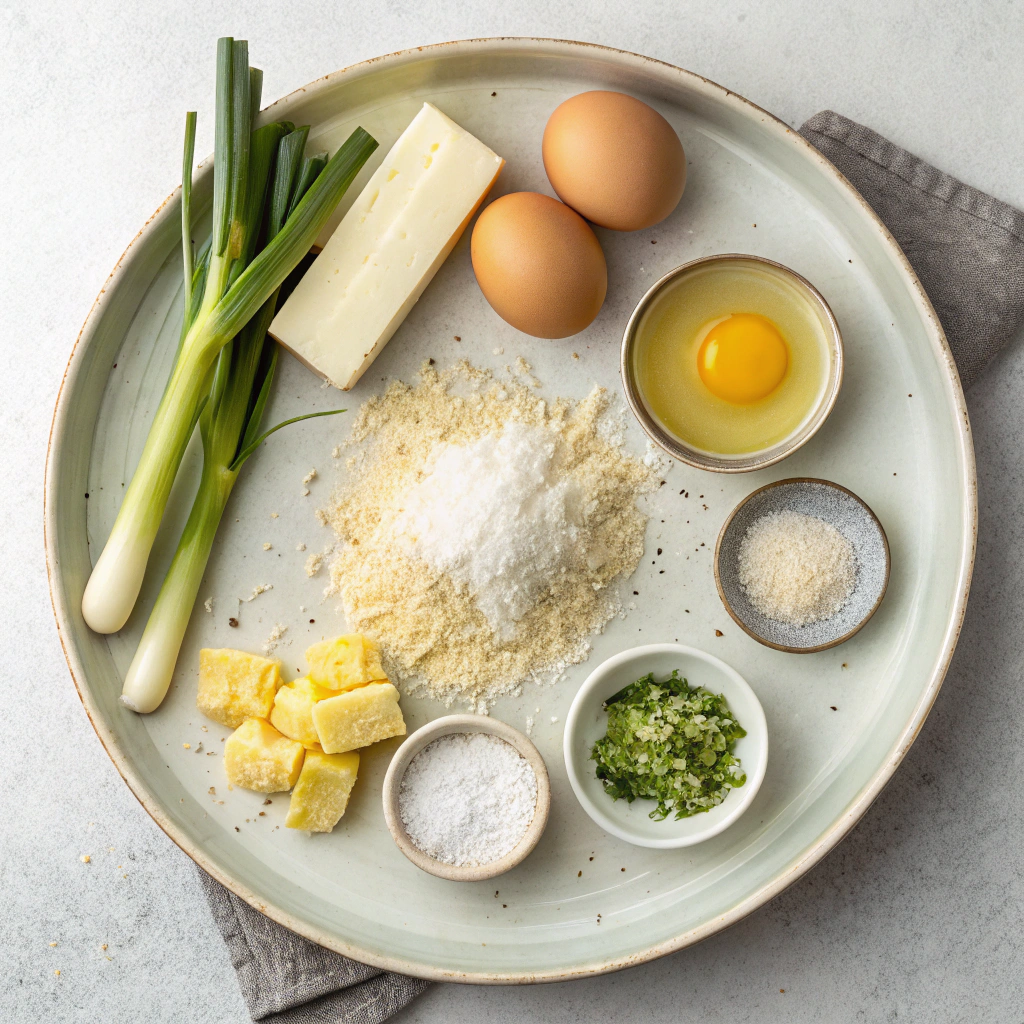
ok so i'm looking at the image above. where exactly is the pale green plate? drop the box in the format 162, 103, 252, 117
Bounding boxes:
45, 38, 975, 982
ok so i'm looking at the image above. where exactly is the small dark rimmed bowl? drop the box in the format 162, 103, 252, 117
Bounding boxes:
714, 478, 890, 653
621, 254, 844, 473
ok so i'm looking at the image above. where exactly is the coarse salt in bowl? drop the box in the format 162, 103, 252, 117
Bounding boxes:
382, 715, 551, 881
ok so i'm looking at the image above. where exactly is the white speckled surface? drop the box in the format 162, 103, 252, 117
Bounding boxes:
4, 1, 1023, 1020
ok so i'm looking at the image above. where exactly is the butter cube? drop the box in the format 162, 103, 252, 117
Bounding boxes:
198, 648, 281, 728
305, 634, 387, 692
270, 677, 334, 748
285, 750, 360, 832
224, 718, 305, 793
312, 682, 406, 754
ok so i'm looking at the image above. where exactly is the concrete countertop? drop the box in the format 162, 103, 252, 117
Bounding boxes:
4, 1, 1022, 1020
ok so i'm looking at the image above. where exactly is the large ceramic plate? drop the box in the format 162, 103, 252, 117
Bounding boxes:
45, 38, 975, 982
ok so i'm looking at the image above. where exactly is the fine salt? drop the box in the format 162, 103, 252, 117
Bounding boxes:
399, 732, 538, 867
394, 420, 582, 640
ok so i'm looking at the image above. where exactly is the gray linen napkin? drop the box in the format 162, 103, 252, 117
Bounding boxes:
799, 110, 1024, 389
198, 110, 1024, 1024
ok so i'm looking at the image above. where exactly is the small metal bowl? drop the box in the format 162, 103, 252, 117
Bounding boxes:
382, 715, 550, 881
621, 254, 844, 473
714, 478, 890, 653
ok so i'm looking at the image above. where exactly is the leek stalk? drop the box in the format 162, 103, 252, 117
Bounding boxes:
81, 38, 376, 633
121, 123, 346, 712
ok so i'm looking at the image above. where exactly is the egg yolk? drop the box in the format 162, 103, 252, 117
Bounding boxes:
697, 313, 789, 404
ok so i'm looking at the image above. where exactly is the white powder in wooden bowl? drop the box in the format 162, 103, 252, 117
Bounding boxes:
737, 510, 856, 626
399, 732, 537, 867
317, 360, 658, 709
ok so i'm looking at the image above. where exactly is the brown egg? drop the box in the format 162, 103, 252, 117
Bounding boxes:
542, 91, 686, 231
471, 192, 607, 339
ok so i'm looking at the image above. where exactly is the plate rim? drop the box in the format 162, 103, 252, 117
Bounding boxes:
44, 36, 978, 983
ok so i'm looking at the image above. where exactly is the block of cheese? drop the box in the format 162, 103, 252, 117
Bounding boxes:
224, 718, 305, 793
305, 634, 386, 692
269, 677, 334, 747
197, 648, 281, 729
285, 750, 360, 832
312, 682, 406, 754
269, 102, 504, 390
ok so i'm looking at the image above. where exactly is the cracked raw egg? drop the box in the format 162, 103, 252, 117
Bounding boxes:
631, 258, 832, 456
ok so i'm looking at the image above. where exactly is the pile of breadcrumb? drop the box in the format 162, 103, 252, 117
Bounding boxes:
316, 359, 658, 709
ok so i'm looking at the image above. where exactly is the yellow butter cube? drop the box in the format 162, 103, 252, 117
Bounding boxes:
305, 634, 387, 692
269, 677, 334, 748
312, 682, 406, 754
198, 648, 281, 728
285, 750, 360, 832
224, 718, 304, 793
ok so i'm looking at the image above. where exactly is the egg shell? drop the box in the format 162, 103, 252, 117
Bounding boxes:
471, 192, 608, 339
543, 91, 686, 232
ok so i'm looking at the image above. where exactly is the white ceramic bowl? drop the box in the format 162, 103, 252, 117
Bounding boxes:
563, 644, 768, 848
382, 714, 551, 881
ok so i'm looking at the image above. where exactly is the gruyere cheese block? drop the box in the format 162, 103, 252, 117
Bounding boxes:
269, 103, 504, 390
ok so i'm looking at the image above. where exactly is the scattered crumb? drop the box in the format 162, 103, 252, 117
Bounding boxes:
54, 970, 60, 977
550, 716, 558, 724
493, 346, 504, 355
209, 787, 216, 795
183, 743, 191, 749
263, 542, 272, 551
244, 584, 273, 602
228, 617, 239, 628
263, 624, 289, 655
303, 469, 318, 485
525, 716, 534, 736
49, 942, 57, 947
80, 855, 90, 863
204, 597, 213, 613
305, 551, 325, 577
194, 743, 203, 754
270, 512, 279, 519
572, 352, 579, 360
715, 629, 723, 637
296, 542, 307, 552
332, 446, 342, 459
301, 488, 310, 497
100, 944, 108, 951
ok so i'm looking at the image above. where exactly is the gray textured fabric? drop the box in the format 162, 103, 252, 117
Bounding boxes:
800, 110, 1024, 389
197, 869, 429, 1022
199, 111, 1024, 1024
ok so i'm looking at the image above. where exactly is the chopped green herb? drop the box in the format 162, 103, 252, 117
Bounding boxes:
590, 670, 746, 820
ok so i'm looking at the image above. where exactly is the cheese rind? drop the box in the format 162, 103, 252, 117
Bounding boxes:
269, 103, 504, 390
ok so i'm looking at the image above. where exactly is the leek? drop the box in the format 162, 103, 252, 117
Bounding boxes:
121, 124, 346, 713
82, 37, 376, 634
